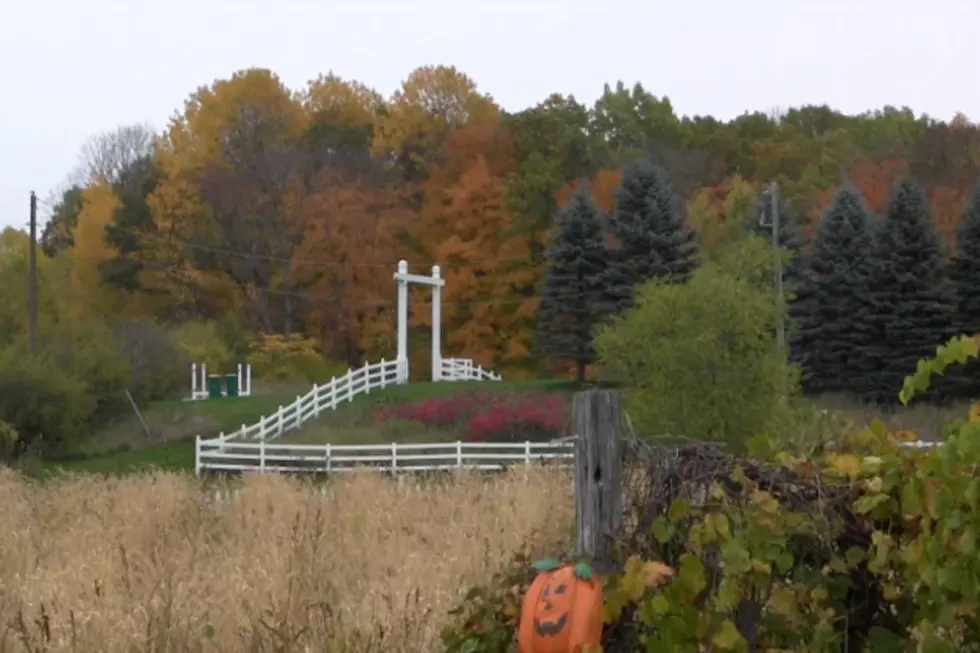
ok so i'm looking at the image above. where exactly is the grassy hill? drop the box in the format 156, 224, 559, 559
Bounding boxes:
40, 379, 580, 476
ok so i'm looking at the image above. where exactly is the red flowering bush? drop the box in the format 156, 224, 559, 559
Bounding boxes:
465, 394, 567, 443
373, 391, 569, 442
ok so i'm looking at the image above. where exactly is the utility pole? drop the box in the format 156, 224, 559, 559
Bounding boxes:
759, 182, 785, 349
28, 191, 37, 356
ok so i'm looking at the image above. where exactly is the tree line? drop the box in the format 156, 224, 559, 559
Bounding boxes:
18, 65, 980, 389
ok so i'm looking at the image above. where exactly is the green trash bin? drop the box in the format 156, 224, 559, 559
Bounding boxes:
207, 375, 224, 399
225, 373, 239, 398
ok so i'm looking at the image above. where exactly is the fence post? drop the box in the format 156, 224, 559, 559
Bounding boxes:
259, 440, 266, 473
573, 389, 624, 574
524, 440, 531, 467
312, 384, 320, 416
195, 436, 201, 476
391, 442, 398, 474
348, 372, 354, 403
325, 443, 331, 475
456, 441, 463, 470
380, 358, 387, 389
329, 376, 337, 409
278, 406, 284, 436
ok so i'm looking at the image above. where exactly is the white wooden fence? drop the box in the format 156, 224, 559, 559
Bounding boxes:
440, 357, 502, 382
195, 438, 575, 475
217, 357, 501, 442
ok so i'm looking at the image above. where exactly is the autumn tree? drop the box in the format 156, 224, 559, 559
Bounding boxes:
41, 185, 84, 256
537, 186, 611, 382
154, 68, 314, 336
791, 184, 877, 397
373, 65, 499, 181
603, 159, 699, 315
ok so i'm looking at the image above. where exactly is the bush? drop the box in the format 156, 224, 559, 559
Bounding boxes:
0, 345, 95, 454
249, 333, 347, 383
171, 320, 234, 371
114, 318, 188, 403
373, 392, 569, 442
594, 234, 799, 450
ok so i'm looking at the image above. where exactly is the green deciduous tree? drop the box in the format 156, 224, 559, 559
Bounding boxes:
594, 234, 798, 448
536, 185, 610, 382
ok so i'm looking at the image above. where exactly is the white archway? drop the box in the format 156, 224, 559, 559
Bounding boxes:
393, 259, 445, 383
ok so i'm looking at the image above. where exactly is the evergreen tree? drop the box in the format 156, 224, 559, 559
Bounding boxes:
790, 184, 877, 396
861, 178, 956, 404
947, 182, 980, 396
745, 189, 809, 289
603, 160, 699, 314
536, 185, 610, 382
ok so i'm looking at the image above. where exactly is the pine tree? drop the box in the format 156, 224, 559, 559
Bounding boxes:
536, 185, 610, 382
861, 178, 956, 404
745, 189, 809, 290
791, 184, 877, 396
947, 183, 980, 397
603, 160, 699, 314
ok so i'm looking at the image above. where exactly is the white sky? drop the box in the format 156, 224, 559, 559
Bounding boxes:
1, 0, 978, 230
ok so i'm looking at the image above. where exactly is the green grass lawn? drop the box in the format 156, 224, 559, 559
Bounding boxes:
39, 379, 580, 476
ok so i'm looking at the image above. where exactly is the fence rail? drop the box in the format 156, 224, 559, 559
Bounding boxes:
440, 357, 502, 382
196, 438, 575, 475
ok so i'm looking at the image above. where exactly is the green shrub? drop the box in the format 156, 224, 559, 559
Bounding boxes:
114, 318, 188, 403
0, 346, 95, 454
172, 320, 235, 371
594, 235, 799, 450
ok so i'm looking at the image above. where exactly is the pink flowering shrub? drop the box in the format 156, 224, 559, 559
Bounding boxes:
373, 391, 569, 442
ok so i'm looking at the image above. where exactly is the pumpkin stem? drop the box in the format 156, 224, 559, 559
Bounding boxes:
573, 562, 594, 580
532, 557, 562, 572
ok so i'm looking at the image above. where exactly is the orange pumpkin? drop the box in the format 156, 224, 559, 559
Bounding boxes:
517, 563, 603, 653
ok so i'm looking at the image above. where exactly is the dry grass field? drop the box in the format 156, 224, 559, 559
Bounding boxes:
0, 467, 573, 653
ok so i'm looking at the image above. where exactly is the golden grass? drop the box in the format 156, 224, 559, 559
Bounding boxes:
0, 467, 573, 652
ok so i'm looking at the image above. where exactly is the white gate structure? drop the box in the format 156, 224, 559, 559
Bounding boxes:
194, 260, 503, 471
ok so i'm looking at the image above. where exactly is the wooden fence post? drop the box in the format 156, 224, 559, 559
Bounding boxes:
573, 389, 624, 574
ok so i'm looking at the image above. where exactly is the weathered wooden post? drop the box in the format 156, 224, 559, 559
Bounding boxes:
573, 389, 624, 574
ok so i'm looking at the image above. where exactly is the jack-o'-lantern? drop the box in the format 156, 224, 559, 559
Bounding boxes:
517, 560, 603, 653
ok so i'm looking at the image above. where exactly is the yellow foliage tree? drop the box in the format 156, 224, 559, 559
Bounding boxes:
66, 183, 123, 319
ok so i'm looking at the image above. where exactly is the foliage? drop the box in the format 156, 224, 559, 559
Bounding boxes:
861, 179, 957, 403
372, 391, 568, 442
248, 332, 345, 382
594, 235, 799, 448
536, 185, 612, 382
113, 318, 189, 403
790, 184, 878, 396
0, 344, 95, 454
171, 320, 234, 371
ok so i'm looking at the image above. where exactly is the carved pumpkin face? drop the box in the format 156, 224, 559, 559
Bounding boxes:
534, 573, 572, 636
518, 564, 603, 653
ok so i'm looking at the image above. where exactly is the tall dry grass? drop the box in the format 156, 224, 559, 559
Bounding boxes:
0, 468, 573, 652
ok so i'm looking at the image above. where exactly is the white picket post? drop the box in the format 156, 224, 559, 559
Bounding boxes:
312, 384, 320, 416
278, 406, 284, 436
325, 443, 332, 474
195, 436, 201, 476
364, 361, 371, 395
456, 441, 463, 470
347, 371, 353, 403
259, 440, 266, 473
391, 442, 398, 473
380, 358, 387, 389
328, 376, 336, 409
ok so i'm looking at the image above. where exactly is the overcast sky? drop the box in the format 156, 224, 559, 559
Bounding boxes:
1, 0, 978, 231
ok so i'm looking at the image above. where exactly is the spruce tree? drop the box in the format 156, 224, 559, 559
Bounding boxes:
947, 183, 980, 396
790, 184, 877, 396
603, 160, 699, 314
536, 185, 610, 382
861, 179, 956, 404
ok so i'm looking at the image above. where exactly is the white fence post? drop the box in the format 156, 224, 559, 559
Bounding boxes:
391, 442, 398, 474
325, 443, 331, 474
364, 361, 370, 394
195, 436, 201, 476
259, 440, 266, 473
456, 441, 463, 470
525, 441, 531, 466
278, 407, 284, 437
380, 358, 387, 389
312, 384, 319, 416
347, 372, 353, 403
329, 376, 336, 409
